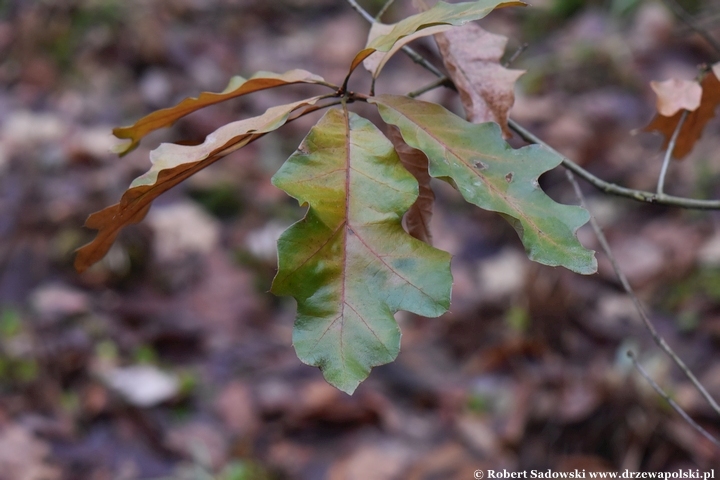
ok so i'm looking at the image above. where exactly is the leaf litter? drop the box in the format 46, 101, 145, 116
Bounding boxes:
2, 0, 720, 477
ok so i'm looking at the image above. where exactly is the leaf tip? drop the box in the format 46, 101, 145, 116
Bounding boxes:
571, 251, 598, 275
331, 379, 360, 396
111, 125, 138, 155
73, 245, 93, 274
110, 138, 136, 156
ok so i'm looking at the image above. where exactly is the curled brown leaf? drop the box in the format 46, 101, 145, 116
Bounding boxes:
112, 70, 330, 155
75, 97, 324, 272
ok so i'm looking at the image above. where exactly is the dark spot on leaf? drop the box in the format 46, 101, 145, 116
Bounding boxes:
473, 161, 487, 170
505, 172, 514, 183
393, 257, 414, 270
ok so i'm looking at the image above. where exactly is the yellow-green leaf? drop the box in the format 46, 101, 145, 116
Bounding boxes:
271, 108, 452, 394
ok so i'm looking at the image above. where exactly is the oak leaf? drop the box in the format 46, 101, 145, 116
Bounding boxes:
644, 65, 720, 159
434, 23, 525, 138
354, 0, 525, 78
649, 78, 702, 117
75, 97, 323, 272
271, 108, 452, 394
113, 70, 331, 155
369, 94, 597, 275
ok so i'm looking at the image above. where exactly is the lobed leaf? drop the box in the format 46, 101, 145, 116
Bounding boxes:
271, 108, 452, 394
369, 94, 597, 275
75, 96, 323, 272
355, 0, 525, 78
434, 22, 524, 138
113, 69, 331, 155
644, 66, 720, 160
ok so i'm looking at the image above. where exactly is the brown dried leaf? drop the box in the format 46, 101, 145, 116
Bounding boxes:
113, 70, 330, 155
434, 23, 525, 137
387, 126, 434, 244
75, 97, 323, 272
649, 78, 702, 116
644, 68, 720, 159
0, 425, 60, 480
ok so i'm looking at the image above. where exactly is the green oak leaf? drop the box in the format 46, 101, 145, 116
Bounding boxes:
271, 108, 452, 394
369, 94, 597, 275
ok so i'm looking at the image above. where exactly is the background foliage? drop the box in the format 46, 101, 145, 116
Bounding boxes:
1, 0, 720, 477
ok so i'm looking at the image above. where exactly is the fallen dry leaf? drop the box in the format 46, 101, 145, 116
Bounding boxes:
644, 67, 720, 159
0, 425, 60, 480
102, 365, 179, 407
328, 442, 414, 480
387, 126, 434, 244
434, 22, 525, 137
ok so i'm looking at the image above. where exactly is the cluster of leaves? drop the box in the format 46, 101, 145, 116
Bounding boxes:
75, 0, 598, 394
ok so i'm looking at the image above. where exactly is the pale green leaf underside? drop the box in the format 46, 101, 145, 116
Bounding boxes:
367, 0, 525, 52
131, 97, 322, 188
271, 108, 452, 394
354, 0, 525, 78
113, 69, 329, 155
370, 95, 597, 275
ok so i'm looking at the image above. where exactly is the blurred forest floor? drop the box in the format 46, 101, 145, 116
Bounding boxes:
1, 0, 720, 478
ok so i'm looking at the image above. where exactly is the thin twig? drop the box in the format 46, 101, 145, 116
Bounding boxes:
375, 0, 397, 21
346, 0, 720, 210
677, 12, 720, 36
408, 77, 453, 98
627, 350, 720, 450
345, 0, 720, 424
657, 109, 689, 195
509, 119, 720, 210
503, 42, 529, 68
564, 169, 720, 418
661, 0, 720, 60
399, 45, 447, 79
345, 0, 375, 23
